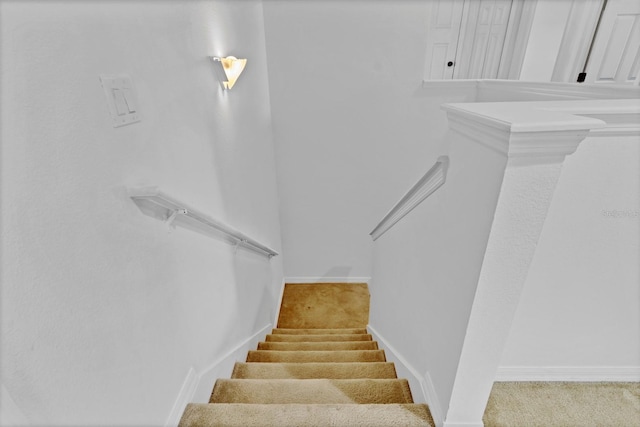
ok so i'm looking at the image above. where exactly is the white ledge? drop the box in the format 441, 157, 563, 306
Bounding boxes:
129, 187, 278, 258
442, 100, 611, 162
370, 156, 449, 241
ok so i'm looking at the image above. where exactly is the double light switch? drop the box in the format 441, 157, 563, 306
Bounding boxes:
100, 74, 141, 128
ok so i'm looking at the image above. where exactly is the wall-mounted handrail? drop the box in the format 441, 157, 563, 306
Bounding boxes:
370, 156, 449, 241
129, 187, 278, 258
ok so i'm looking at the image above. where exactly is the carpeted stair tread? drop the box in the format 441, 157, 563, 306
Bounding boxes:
210, 379, 415, 404
231, 362, 398, 379
272, 328, 368, 335
277, 283, 370, 329
179, 282, 434, 426
257, 341, 378, 351
179, 403, 435, 427
247, 350, 386, 363
265, 333, 373, 342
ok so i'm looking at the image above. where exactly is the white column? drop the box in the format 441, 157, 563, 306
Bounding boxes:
441, 102, 604, 427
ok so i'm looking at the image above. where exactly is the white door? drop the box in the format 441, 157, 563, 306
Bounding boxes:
585, 0, 640, 84
423, 0, 514, 80
423, 0, 465, 80
460, 0, 513, 79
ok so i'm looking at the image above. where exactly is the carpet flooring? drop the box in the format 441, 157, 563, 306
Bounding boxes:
179, 282, 434, 426
484, 381, 640, 426
277, 283, 370, 329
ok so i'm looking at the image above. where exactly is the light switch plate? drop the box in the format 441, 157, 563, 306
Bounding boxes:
100, 74, 141, 128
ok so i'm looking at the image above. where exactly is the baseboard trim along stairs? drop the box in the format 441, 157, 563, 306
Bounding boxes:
179, 283, 435, 426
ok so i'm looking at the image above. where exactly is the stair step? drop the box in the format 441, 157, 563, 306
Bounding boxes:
246, 350, 386, 363
272, 328, 368, 335
257, 341, 378, 351
180, 403, 435, 427
265, 333, 373, 342
231, 362, 398, 379
210, 379, 414, 404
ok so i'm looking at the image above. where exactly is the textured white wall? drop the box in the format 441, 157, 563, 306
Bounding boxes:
500, 133, 640, 373
262, 0, 477, 279
0, 1, 283, 426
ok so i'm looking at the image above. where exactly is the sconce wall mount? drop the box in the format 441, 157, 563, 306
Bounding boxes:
211, 56, 247, 90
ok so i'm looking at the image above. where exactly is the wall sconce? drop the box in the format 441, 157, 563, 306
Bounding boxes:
211, 56, 247, 90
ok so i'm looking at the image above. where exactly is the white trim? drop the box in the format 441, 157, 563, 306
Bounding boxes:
421, 79, 480, 90
497, 0, 538, 80
164, 367, 198, 427
477, 79, 640, 100
368, 324, 444, 427
274, 278, 286, 326
443, 422, 484, 427
166, 324, 272, 426
495, 366, 640, 382
423, 79, 640, 100
370, 157, 449, 241
284, 277, 371, 284
444, 106, 595, 164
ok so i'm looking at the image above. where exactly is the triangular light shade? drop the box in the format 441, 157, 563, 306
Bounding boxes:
212, 56, 247, 90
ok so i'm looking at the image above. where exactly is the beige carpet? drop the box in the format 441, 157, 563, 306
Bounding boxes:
179, 282, 434, 426
180, 403, 434, 427
257, 340, 378, 351
246, 348, 387, 363
484, 381, 640, 427
277, 283, 370, 329
231, 362, 398, 379
265, 333, 374, 342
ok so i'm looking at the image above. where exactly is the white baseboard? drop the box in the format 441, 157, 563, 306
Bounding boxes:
368, 324, 444, 427
284, 276, 371, 284
164, 367, 198, 427
274, 278, 286, 326
165, 323, 272, 427
442, 422, 484, 427
495, 366, 640, 382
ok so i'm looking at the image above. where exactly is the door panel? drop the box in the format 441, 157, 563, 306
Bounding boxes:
423, 0, 465, 80
586, 0, 640, 84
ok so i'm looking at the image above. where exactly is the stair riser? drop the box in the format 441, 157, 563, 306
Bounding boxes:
180, 403, 435, 427
246, 350, 386, 363
257, 341, 378, 351
272, 328, 368, 335
210, 379, 414, 404
265, 334, 373, 342
231, 362, 398, 379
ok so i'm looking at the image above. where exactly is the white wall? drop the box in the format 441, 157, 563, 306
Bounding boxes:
519, 0, 573, 81
262, 0, 477, 279
369, 128, 508, 422
499, 132, 640, 377
0, 1, 283, 426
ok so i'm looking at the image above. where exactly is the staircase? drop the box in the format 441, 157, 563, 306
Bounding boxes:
179, 283, 434, 426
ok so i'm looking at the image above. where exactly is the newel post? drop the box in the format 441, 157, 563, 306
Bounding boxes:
441, 102, 604, 427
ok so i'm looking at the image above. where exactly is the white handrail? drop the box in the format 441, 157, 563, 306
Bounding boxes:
370, 156, 449, 241
129, 187, 278, 258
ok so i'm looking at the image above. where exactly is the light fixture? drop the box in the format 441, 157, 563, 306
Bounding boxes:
211, 56, 247, 90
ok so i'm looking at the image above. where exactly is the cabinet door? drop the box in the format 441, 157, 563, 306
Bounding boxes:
423, 0, 465, 80
586, 0, 640, 84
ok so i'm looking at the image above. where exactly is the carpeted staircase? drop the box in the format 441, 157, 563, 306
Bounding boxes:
179, 283, 434, 426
